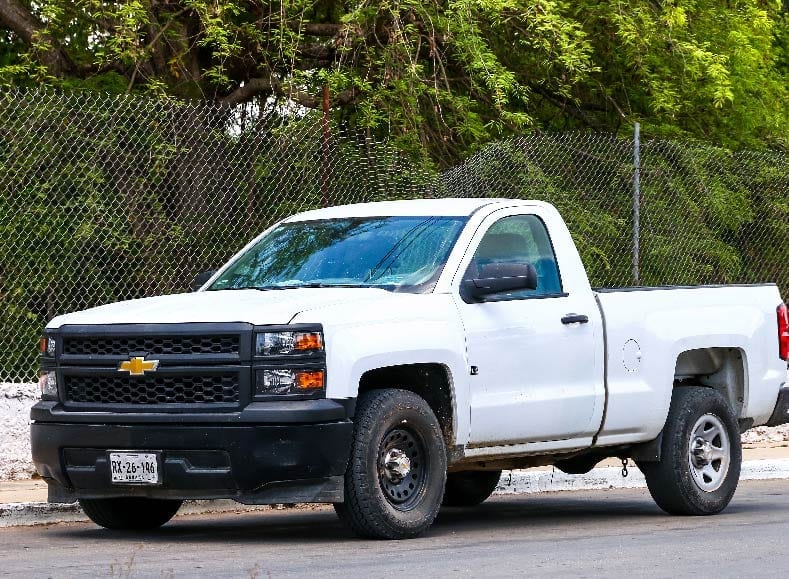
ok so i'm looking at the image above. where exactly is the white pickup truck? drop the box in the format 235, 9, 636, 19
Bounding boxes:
32, 198, 788, 539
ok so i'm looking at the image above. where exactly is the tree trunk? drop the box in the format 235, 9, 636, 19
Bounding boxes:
0, 0, 73, 76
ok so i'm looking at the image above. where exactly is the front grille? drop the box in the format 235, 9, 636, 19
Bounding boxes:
64, 374, 239, 405
63, 335, 240, 356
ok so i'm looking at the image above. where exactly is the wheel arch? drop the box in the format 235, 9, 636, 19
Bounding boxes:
358, 363, 457, 453
673, 347, 748, 417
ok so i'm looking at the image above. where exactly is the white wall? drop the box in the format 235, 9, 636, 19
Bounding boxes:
1, 383, 37, 480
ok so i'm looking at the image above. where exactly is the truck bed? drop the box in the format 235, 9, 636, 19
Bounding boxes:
593, 282, 785, 448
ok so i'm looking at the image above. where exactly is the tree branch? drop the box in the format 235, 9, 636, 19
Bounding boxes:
529, 84, 605, 129
299, 43, 334, 61
0, 0, 37, 42
220, 76, 358, 109
220, 77, 276, 106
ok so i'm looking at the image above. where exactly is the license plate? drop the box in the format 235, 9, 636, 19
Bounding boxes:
109, 452, 160, 484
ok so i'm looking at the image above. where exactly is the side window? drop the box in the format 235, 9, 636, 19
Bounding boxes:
464, 214, 563, 298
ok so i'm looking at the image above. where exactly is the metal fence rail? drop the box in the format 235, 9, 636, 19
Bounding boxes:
1, 89, 786, 383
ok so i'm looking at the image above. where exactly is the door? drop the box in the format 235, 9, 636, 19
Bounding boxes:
454, 210, 604, 446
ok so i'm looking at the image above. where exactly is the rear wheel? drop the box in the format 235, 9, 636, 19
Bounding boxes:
442, 471, 501, 507
334, 388, 447, 539
638, 386, 741, 516
79, 497, 182, 530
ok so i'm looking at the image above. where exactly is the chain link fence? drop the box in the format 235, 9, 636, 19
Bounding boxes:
1, 89, 787, 383
443, 134, 788, 290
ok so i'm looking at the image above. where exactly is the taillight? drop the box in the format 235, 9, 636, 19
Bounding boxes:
779, 304, 789, 361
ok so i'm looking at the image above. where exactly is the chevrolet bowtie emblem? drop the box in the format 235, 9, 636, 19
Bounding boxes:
118, 356, 159, 376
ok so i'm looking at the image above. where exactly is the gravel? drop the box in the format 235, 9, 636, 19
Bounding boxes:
743, 424, 789, 446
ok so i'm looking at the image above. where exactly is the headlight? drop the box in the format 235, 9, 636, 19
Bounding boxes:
255, 369, 325, 396
255, 330, 323, 356
38, 371, 58, 400
39, 336, 56, 357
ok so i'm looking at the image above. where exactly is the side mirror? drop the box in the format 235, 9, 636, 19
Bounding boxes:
191, 270, 217, 292
462, 263, 538, 302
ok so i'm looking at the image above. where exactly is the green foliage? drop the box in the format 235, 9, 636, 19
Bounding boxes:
0, 1, 786, 165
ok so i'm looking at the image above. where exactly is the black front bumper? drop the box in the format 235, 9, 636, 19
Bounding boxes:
31, 399, 355, 505
766, 386, 789, 427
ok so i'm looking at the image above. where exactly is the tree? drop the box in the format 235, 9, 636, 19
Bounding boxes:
0, 0, 786, 165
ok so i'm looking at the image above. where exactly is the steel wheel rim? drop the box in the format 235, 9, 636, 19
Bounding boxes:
378, 426, 428, 511
688, 413, 730, 492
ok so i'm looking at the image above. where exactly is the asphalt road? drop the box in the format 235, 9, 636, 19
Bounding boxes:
2, 479, 789, 578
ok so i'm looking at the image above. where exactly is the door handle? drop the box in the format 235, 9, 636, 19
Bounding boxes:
561, 313, 589, 325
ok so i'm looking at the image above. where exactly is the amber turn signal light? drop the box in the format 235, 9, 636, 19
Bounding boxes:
294, 332, 323, 352
295, 370, 325, 390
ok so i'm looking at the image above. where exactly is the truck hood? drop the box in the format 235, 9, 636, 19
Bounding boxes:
46, 288, 397, 328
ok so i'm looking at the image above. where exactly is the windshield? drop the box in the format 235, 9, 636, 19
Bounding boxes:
207, 216, 468, 293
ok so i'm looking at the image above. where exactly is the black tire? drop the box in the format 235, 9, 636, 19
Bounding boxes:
334, 388, 447, 539
638, 386, 741, 516
79, 497, 182, 530
442, 470, 501, 507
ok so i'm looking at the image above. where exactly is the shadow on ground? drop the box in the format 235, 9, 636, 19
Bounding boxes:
41, 486, 771, 545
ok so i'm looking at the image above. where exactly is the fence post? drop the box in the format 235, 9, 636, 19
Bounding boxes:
632, 122, 641, 286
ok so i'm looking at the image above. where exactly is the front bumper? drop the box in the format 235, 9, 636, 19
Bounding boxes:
766, 386, 789, 427
31, 399, 354, 505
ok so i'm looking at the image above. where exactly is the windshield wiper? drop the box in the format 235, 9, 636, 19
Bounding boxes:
211, 283, 372, 291
206, 286, 268, 291
262, 283, 367, 289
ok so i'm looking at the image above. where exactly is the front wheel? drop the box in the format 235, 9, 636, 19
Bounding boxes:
334, 388, 447, 539
638, 386, 741, 516
79, 497, 182, 530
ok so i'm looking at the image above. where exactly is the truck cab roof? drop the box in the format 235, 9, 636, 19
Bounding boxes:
285, 198, 554, 221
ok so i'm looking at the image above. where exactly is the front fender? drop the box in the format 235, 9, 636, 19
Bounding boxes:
294, 307, 470, 445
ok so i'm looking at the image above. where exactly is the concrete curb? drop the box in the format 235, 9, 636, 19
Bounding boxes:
4, 458, 789, 528
495, 458, 789, 495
